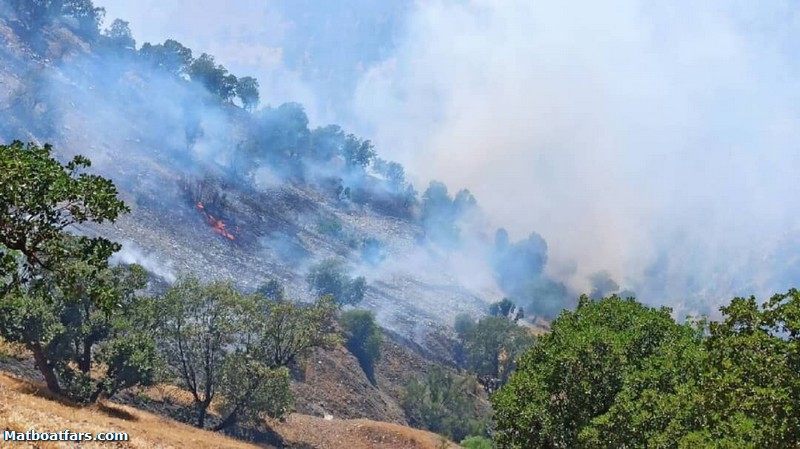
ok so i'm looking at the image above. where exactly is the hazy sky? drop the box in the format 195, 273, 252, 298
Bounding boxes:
98, 0, 800, 313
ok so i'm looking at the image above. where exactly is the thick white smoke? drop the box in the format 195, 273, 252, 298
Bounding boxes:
353, 0, 800, 314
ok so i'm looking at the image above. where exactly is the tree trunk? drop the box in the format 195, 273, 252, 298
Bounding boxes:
30, 343, 60, 394
196, 399, 211, 429
78, 337, 92, 373
212, 408, 239, 432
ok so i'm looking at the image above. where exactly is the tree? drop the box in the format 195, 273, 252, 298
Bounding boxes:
0, 142, 128, 296
61, 0, 104, 39
157, 277, 249, 428
140, 39, 193, 77
342, 134, 375, 169
306, 258, 367, 306
579, 292, 800, 448
460, 436, 493, 449
488, 298, 523, 322
403, 366, 489, 442
310, 125, 345, 161
461, 316, 533, 383
0, 258, 157, 401
491, 294, 704, 449
340, 310, 383, 384
259, 295, 339, 369
189, 53, 237, 101
256, 279, 286, 302
103, 18, 135, 49
158, 278, 337, 432
236, 76, 260, 111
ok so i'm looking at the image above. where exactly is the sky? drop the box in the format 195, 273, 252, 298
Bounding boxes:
98, 0, 800, 313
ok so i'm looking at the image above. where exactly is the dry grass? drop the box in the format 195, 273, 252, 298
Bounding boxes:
0, 370, 462, 449
0, 338, 27, 361
0, 372, 269, 449
273, 414, 461, 449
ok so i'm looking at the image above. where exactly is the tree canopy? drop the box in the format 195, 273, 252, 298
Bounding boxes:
0, 141, 128, 298
492, 293, 800, 449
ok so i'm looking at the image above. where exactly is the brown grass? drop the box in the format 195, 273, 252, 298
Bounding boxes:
0, 370, 462, 449
273, 414, 461, 449
0, 372, 269, 449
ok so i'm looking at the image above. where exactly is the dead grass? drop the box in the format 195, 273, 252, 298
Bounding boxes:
0, 338, 27, 361
0, 370, 462, 449
0, 372, 269, 449
273, 414, 461, 449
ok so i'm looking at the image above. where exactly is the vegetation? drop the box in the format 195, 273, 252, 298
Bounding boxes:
492, 293, 800, 448
307, 258, 367, 306
403, 366, 489, 443
419, 181, 476, 248
340, 310, 383, 384
0, 258, 157, 402
454, 300, 535, 385
0, 141, 128, 295
157, 278, 338, 431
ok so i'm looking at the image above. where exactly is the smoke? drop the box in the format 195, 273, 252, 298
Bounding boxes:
111, 240, 176, 282
353, 0, 800, 315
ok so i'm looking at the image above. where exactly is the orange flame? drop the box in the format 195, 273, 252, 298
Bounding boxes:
196, 202, 236, 241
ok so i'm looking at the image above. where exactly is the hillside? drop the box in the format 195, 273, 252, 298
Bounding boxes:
0, 370, 457, 449
0, 336, 463, 449
0, 10, 513, 348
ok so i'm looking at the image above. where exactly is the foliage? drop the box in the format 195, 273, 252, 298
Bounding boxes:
488, 298, 523, 322
156, 277, 245, 428
259, 295, 340, 369
420, 181, 476, 249
189, 53, 238, 102
493, 292, 800, 448
306, 258, 367, 306
403, 366, 489, 442
140, 39, 194, 77
103, 18, 135, 49
0, 142, 129, 295
256, 279, 286, 302
157, 277, 337, 431
340, 310, 383, 384
491, 229, 571, 319
0, 259, 157, 402
6, 0, 104, 38
455, 300, 534, 383
342, 134, 376, 169
235, 76, 260, 111
460, 436, 494, 449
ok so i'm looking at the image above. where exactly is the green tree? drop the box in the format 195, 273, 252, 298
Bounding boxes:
460, 436, 493, 449
103, 18, 135, 49
256, 279, 286, 302
342, 134, 375, 169
403, 366, 488, 442
0, 259, 157, 401
236, 76, 260, 111
158, 278, 337, 431
306, 258, 367, 306
259, 295, 340, 369
189, 53, 237, 101
157, 277, 250, 428
461, 316, 532, 383
140, 39, 193, 77
580, 292, 800, 448
491, 295, 706, 449
0, 141, 128, 296
340, 310, 383, 384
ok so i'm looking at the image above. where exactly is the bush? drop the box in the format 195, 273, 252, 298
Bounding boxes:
307, 258, 367, 306
340, 310, 383, 384
403, 366, 490, 442
460, 436, 493, 449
